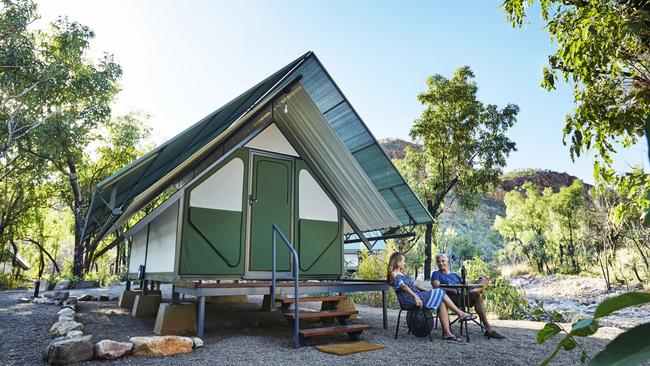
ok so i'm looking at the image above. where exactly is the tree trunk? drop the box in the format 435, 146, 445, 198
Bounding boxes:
424, 199, 434, 280
68, 161, 86, 277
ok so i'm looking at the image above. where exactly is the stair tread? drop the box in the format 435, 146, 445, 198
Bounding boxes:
299, 324, 371, 337
276, 296, 347, 304
285, 309, 358, 319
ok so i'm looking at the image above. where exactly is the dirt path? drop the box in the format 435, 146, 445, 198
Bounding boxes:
0, 285, 638, 366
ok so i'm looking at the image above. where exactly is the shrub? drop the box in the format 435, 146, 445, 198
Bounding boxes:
463, 257, 528, 319
351, 249, 400, 309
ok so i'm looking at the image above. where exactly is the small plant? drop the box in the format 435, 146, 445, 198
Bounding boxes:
536, 292, 650, 366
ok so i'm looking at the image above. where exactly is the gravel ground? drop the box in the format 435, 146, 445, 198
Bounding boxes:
1, 284, 641, 366
511, 275, 650, 329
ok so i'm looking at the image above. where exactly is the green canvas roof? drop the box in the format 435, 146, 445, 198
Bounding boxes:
82, 51, 432, 243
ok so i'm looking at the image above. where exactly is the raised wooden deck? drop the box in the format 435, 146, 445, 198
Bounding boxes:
171, 279, 390, 339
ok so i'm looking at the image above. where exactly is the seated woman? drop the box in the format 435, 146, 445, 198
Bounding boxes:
387, 252, 476, 341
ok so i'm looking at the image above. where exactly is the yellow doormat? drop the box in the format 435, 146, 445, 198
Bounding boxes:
314, 341, 386, 356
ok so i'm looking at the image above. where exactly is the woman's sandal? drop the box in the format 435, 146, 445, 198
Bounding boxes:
444, 335, 463, 342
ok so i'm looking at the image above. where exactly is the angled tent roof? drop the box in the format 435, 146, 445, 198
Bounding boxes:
82, 51, 432, 243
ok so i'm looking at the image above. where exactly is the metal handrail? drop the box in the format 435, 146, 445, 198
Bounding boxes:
271, 222, 300, 348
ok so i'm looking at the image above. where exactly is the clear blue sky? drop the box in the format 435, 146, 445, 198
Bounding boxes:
37, 0, 647, 183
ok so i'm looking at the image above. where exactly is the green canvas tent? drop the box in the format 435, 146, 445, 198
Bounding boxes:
83, 51, 432, 281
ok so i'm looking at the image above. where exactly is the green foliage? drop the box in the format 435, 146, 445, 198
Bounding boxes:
590, 323, 650, 366
463, 257, 527, 319
503, 0, 649, 163
351, 249, 399, 309
534, 292, 650, 366
83, 267, 119, 287
398, 65, 518, 275
450, 235, 482, 261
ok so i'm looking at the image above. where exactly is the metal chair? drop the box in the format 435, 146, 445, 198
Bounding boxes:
394, 305, 434, 342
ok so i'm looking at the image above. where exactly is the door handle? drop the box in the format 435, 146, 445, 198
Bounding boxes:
249, 194, 257, 204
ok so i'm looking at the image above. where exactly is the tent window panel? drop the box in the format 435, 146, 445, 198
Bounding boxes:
298, 169, 338, 222
189, 158, 244, 212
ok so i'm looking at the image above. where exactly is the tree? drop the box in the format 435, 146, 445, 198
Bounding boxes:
550, 179, 586, 273
494, 183, 554, 274
15, 15, 124, 277
502, 0, 650, 225
400, 66, 518, 279
503, 0, 649, 162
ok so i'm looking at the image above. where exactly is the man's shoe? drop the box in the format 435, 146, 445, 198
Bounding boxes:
484, 330, 505, 339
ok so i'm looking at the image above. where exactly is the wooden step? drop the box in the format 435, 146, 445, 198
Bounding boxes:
285, 309, 358, 320
276, 295, 347, 304
299, 324, 371, 338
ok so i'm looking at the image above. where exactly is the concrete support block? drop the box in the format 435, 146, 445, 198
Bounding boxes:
261, 294, 277, 311
153, 303, 197, 336
131, 294, 162, 318
118, 290, 143, 310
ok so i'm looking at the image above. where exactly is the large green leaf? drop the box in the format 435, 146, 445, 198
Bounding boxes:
589, 323, 650, 366
570, 318, 599, 337
594, 292, 650, 319
537, 323, 563, 344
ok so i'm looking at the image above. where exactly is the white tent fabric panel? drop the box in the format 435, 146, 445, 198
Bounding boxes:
128, 229, 147, 273
145, 200, 178, 273
275, 85, 400, 232
245, 123, 299, 157
189, 158, 244, 212
298, 169, 337, 222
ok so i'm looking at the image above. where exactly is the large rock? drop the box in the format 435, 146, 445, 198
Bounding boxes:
58, 315, 75, 322
42, 335, 93, 364
50, 321, 84, 338
54, 291, 70, 305
58, 308, 75, 317
54, 280, 71, 291
66, 330, 84, 338
33, 297, 54, 305
17, 297, 31, 303
191, 337, 203, 349
94, 340, 133, 359
77, 294, 93, 301
129, 336, 193, 357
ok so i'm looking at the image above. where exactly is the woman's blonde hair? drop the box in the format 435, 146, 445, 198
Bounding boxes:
386, 252, 405, 283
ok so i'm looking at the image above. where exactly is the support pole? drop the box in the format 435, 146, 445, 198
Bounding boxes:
197, 296, 206, 338
171, 286, 180, 305
382, 289, 388, 330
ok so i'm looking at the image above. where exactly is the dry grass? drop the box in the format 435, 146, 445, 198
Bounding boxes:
500, 262, 533, 278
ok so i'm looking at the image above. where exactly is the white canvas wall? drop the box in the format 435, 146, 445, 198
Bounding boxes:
298, 169, 337, 222
145, 200, 179, 273
128, 228, 147, 273
245, 123, 299, 157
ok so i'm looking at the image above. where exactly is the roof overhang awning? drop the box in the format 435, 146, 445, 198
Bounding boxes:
274, 84, 401, 232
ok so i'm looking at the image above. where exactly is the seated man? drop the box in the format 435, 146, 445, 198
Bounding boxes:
430, 253, 505, 339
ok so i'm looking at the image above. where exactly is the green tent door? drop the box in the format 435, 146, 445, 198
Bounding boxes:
249, 154, 293, 271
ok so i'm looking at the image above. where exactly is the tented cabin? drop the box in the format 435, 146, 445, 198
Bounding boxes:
82, 52, 432, 343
